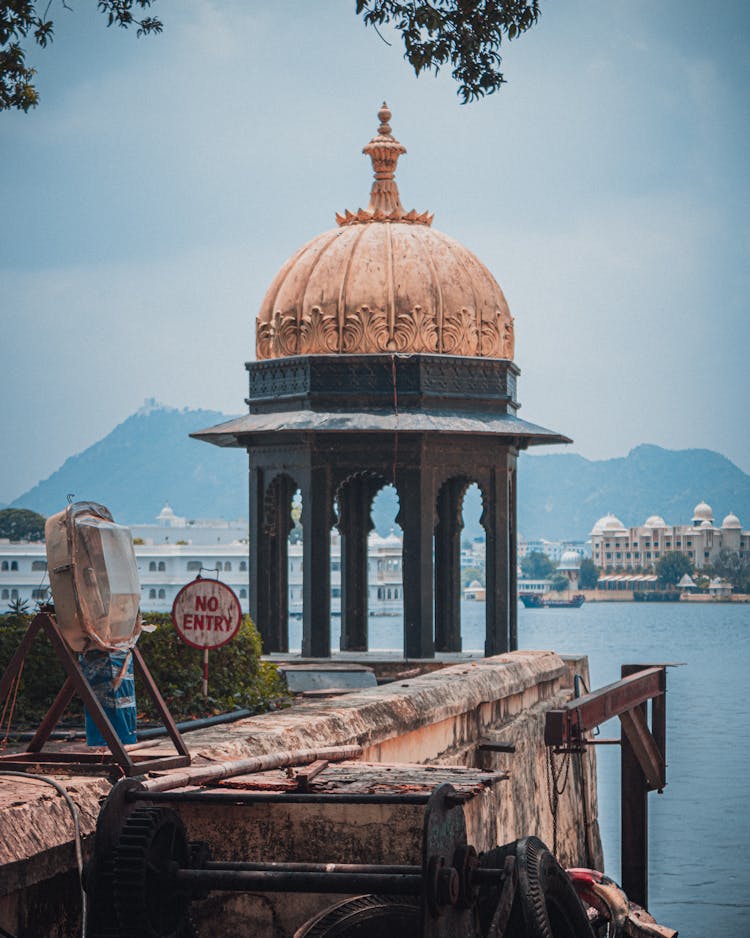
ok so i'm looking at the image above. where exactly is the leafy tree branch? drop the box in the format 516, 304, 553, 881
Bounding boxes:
1, 0, 162, 111
3, 1, 543, 113
357, 0, 541, 103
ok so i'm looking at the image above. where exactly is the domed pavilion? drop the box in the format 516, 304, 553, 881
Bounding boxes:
194, 105, 569, 659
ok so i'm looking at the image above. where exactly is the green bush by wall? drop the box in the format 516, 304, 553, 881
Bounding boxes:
135, 613, 289, 720
0, 612, 289, 727
0, 612, 70, 725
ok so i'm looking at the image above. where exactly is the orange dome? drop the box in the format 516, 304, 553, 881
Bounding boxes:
256, 105, 514, 361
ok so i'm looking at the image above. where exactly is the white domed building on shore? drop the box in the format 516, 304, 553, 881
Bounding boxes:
557, 549, 582, 590
590, 502, 750, 572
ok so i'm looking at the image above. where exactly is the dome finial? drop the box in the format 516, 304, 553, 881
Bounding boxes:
377, 101, 392, 134
335, 103, 433, 227
362, 101, 407, 216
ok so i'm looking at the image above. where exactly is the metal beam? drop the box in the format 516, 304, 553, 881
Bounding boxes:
175, 868, 424, 895
619, 706, 665, 792
544, 666, 665, 748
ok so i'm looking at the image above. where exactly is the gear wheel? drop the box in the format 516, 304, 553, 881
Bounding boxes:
294, 895, 420, 938
85, 855, 122, 938
113, 806, 194, 938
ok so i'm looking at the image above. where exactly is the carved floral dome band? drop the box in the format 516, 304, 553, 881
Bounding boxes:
255, 104, 515, 361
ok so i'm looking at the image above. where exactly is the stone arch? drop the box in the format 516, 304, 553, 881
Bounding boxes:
334, 470, 389, 532
434, 474, 483, 652
263, 472, 299, 536
334, 469, 388, 652
436, 475, 474, 527
257, 472, 299, 653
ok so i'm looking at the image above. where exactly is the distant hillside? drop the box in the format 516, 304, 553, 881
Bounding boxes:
12, 404, 247, 523
517, 444, 750, 540
12, 407, 750, 540
370, 444, 750, 541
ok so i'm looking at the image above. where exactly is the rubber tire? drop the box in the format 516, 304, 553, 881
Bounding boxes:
294, 894, 420, 938
515, 837, 596, 938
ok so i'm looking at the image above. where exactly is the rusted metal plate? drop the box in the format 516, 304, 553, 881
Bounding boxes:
215, 761, 508, 796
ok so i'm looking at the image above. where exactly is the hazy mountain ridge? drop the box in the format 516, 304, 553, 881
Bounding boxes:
11, 407, 750, 540
12, 406, 248, 523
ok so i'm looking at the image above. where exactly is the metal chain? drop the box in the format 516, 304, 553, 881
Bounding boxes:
546, 746, 571, 857
576, 748, 594, 868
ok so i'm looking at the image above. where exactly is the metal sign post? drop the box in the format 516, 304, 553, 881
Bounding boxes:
171, 577, 242, 699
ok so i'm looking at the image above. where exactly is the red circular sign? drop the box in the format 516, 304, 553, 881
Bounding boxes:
171, 578, 242, 650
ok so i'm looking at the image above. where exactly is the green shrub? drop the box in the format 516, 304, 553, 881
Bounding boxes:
136, 613, 290, 721
0, 612, 76, 724
0, 612, 289, 728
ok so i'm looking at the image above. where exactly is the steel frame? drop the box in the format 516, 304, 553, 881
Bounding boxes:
0, 612, 190, 777
544, 663, 668, 908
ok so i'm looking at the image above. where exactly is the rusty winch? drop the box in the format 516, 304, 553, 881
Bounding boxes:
84, 777, 598, 938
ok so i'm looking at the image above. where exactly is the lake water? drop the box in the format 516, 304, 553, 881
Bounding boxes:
289, 601, 750, 937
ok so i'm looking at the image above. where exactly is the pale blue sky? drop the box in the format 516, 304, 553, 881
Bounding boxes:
2, 1, 748, 503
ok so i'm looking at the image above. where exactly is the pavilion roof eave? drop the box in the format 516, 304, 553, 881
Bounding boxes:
190, 409, 572, 448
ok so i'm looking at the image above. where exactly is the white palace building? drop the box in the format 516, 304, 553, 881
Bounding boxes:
4, 500, 748, 614
0, 505, 406, 618
590, 501, 750, 571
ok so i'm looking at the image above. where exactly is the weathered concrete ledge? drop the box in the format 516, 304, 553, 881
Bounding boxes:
183, 649, 567, 761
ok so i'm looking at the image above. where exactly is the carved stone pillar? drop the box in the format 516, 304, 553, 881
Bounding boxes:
248, 463, 264, 645
338, 476, 375, 652
258, 474, 295, 654
434, 478, 464, 653
301, 466, 333, 658
484, 461, 511, 657
398, 466, 435, 659
508, 457, 518, 652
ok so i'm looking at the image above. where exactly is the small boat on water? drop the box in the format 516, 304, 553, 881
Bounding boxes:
520, 593, 586, 608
